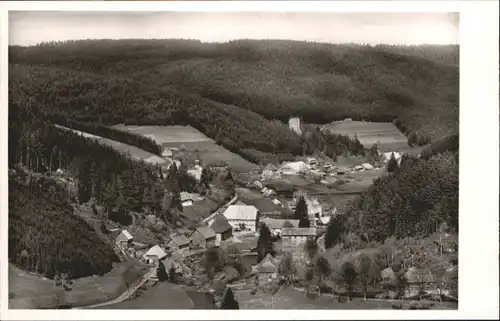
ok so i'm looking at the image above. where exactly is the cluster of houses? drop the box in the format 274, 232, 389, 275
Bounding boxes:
113, 198, 324, 280
259, 157, 383, 190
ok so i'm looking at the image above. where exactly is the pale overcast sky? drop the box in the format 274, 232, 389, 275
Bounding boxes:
9, 11, 459, 46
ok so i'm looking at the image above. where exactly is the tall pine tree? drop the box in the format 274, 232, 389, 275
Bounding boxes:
257, 223, 274, 262
294, 196, 310, 227
387, 153, 399, 173
220, 287, 239, 309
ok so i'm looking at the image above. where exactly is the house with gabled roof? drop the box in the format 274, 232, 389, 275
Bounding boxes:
142, 245, 168, 264
405, 267, 436, 297
166, 235, 191, 253
223, 205, 260, 232
281, 227, 317, 253
190, 226, 217, 249
261, 218, 299, 236
162, 149, 173, 158
209, 215, 233, 242
255, 253, 279, 280
115, 229, 134, 249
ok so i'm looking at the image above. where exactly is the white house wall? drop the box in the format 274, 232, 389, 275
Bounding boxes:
227, 219, 256, 232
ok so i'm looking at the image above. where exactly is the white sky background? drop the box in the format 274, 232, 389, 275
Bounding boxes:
9, 11, 459, 46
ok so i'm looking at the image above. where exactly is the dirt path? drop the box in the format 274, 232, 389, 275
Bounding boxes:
201, 194, 238, 224
75, 269, 154, 309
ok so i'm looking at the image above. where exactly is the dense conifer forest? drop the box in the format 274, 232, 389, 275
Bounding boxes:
9, 178, 120, 279
8, 102, 188, 278
48, 115, 163, 155
10, 39, 458, 149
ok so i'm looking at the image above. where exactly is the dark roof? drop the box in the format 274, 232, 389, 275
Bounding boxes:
242, 197, 290, 215
170, 235, 190, 247
256, 254, 278, 274
281, 227, 317, 236
261, 218, 299, 229
209, 215, 232, 234
215, 266, 239, 282
195, 226, 216, 240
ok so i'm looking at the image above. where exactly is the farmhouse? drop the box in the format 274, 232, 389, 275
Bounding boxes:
209, 215, 233, 242
223, 205, 260, 233
254, 180, 264, 189
382, 152, 402, 163
281, 227, 317, 253
190, 226, 217, 249
181, 193, 194, 207
241, 252, 259, 266
361, 162, 374, 170
187, 166, 203, 182
381, 267, 396, 283
261, 218, 299, 236
405, 267, 435, 297
166, 235, 191, 253
305, 197, 323, 218
336, 167, 349, 175
279, 161, 309, 175
214, 266, 240, 284
243, 198, 288, 219
162, 258, 183, 276
254, 253, 279, 281
261, 164, 279, 180
288, 117, 302, 136
306, 157, 318, 167
162, 149, 173, 158
143, 245, 168, 264
167, 159, 182, 170
180, 192, 203, 207
319, 215, 331, 225
115, 230, 134, 249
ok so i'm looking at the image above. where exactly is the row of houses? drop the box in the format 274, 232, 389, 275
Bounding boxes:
116, 202, 321, 257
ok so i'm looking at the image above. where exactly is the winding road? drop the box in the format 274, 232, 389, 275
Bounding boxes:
75, 269, 154, 309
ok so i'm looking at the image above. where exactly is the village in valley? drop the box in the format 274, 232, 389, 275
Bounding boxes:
10, 115, 455, 310
8, 12, 460, 312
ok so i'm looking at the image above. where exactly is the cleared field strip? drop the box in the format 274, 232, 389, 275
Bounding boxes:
54, 125, 166, 166
321, 121, 414, 152
112, 124, 211, 144
113, 125, 259, 172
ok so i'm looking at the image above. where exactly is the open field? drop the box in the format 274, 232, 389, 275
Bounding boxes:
235, 287, 457, 310
321, 121, 421, 154
9, 262, 148, 309
55, 125, 166, 166
182, 197, 219, 223
92, 282, 194, 309
113, 125, 259, 172
113, 124, 211, 144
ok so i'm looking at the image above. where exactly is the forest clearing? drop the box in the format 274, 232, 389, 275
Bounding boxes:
114, 124, 259, 172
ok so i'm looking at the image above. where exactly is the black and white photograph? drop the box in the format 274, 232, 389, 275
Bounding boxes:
1, 1, 498, 320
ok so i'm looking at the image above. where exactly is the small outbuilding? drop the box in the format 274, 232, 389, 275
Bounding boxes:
143, 245, 168, 264
115, 230, 134, 249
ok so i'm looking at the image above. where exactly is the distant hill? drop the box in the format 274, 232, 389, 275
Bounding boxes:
10, 39, 459, 149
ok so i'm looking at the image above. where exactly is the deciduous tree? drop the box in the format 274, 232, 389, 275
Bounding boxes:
340, 261, 357, 301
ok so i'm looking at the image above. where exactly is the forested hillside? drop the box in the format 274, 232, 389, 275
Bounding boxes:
343, 151, 458, 243
7, 101, 181, 279
10, 39, 459, 147
9, 64, 303, 162
49, 116, 163, 156
9, 178, 119, 279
